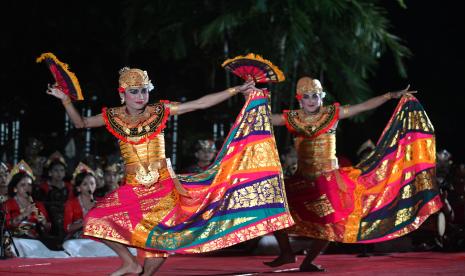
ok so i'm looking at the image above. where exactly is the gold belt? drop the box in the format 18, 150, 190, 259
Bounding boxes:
125, 159, 168, 174
124, 159, 189, 197
125, 159, 169, 187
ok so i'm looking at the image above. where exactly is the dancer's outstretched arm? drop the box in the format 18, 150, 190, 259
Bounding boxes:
176, 81, 255, 115
46, 84, 110, 129
339, 85, 417, 120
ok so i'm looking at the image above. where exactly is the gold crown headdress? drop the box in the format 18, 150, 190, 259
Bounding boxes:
45, 151, 67, 168
72, 162, 95, 180
295, 76, 324, 100
6, 160, 35, 184
118, 67, 154, 93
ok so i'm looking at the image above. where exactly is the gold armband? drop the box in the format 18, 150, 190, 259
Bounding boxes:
227, 87, 238, 96
169, 102, 180, 115
342, 105, 350, 115
62, 98, 72, 106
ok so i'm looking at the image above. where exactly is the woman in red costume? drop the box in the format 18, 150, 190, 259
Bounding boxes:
63, 163, 97, 239
265, 77, 441, 271
46, 67, 293, 276
3, 160, 51, 239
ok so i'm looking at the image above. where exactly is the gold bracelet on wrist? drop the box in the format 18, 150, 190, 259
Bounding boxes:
343, 105, 350, 115
227, 87, 238, 96
62, 98, 72, 106
169, 102, 180, 115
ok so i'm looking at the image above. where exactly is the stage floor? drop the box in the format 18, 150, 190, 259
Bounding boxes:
1, 252, 464, 275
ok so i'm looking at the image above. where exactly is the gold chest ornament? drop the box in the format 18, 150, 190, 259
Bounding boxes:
135, 162, 160, 187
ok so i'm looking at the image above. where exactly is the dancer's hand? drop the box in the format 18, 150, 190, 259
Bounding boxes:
238, 80, 257, 96
388, 84, 418, 99
46, 83, 68, 101
21, 203, 35, 218
236, 80, 256, 95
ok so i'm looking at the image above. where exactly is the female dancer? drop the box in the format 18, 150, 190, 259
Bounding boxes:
47, 67, 293, 275
265, 76, 441, 271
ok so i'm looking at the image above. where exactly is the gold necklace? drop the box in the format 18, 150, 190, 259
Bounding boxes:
300, 108, 324, 124
123, 107, 149, 125
132, 138, 159, 187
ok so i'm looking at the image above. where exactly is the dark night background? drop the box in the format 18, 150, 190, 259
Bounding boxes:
1, 1, 464, 168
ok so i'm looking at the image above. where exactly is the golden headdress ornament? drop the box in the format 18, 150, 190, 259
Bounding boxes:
118, 67, 154, 93
6, 160, 35, 184
72, 162, 95, 180
45, 151, 67, 168
296, 76, 324, 100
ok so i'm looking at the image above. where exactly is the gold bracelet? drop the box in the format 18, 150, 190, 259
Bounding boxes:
62, 98, 72, 106
343, 105, 350, 115
227, 87, 238, 96
383, 93, 391, 100
169, 102, 180, 115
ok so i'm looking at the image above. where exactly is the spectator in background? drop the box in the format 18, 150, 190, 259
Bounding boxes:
184, 139, 217, 173
3, 160, 51, 240
95, 163, 121, 198
37, 151, 73, 245
0, 162, 9, 203
280, 146, 298, 177
64, 163, 96, 240
24, 137, 47, 184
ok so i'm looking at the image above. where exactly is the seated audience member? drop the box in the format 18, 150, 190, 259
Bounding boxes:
3, 160, 51, 239
95, 163, 121, 198
280, 146, 298, 177
184, 139, 217, 173
0, 162, 9, 203
38, 151, 73, 240
64, 163, 96, 239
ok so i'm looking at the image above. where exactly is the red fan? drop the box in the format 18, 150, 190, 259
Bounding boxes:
222, 53, 285, 83
36, 53, 83, 101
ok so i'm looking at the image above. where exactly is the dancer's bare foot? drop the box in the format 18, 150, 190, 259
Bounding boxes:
110, 261, 143, 276
263, 254, 297, 267
141, 257, 166, 276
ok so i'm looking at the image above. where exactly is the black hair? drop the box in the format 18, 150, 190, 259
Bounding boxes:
8, 172, 33, 197
46, 160, 67, 179
73, 172, 96, 195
